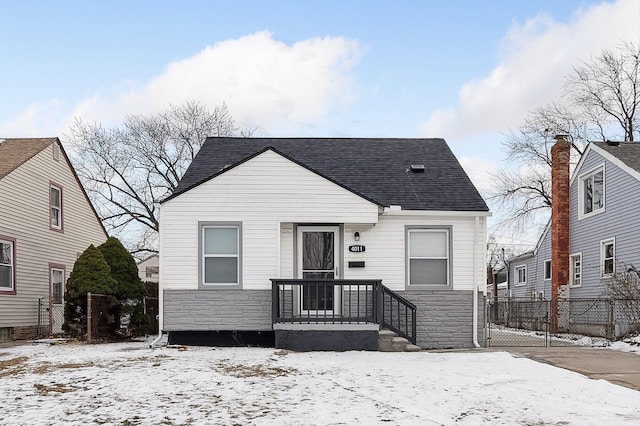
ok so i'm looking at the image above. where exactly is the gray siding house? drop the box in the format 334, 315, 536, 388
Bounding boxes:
159, 138, 490, 350
508, 141, 640, 300
0, 138, 107, 340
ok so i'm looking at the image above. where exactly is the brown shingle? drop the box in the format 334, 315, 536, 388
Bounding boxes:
0, 137, 57, 180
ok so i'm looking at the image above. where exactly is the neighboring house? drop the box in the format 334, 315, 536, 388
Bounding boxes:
507, 141, 640, 300
159, 137, 490, 350
0, 138, 107, 340
137, 254, 159, 283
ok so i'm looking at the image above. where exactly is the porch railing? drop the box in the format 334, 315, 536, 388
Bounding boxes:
379, 285, 417, 344
270, 279, 417, 344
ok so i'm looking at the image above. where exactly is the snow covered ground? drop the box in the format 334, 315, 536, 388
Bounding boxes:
0, 340, 639, 425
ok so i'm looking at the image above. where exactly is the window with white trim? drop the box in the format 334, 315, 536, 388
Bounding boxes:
601, 239, 615, 277
407, 228, 449, 286
50, 184, 62, 229
515, 265, 526, 286
570, 254, 582, 287
0, 239, 15, 291
544, 260, 551, 280
579, 166, 604, 218
201, 224, 240, 286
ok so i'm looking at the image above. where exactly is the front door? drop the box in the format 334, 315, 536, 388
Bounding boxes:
297, 226, 340, 314
50, 268, 65, 334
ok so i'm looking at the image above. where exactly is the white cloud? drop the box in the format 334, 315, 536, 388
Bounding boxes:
421, 0, 640, 141
458, 156, 500, 194
66, 31, 364, 134
0, 99, 67, 137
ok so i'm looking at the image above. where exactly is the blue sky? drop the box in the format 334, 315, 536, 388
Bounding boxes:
2, 0, 639, 245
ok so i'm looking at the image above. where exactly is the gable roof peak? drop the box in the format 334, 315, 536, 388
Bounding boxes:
167, 137, 489, 212
0, 137, 58, 180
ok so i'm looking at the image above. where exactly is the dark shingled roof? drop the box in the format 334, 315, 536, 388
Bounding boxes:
168, 137, 489, 212
0, 137, 57, 179
593, 142, 640, 174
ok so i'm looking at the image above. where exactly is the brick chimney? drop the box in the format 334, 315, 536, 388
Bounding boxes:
551, 135, 571, 301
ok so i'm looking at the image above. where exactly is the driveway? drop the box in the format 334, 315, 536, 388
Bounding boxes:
494, 346, 640, 391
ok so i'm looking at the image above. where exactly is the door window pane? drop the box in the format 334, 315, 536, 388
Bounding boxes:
302, 232, 334, 270
52, 269, 64, 304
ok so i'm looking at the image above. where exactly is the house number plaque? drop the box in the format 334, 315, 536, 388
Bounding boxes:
348, 245, 366, 253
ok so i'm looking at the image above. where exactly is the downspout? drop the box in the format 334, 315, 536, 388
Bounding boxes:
150, 211, 165, 349
149, 283, 164, 348
472, 215, 480, 348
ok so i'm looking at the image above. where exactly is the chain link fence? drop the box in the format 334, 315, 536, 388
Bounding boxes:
487, 298, 640, 347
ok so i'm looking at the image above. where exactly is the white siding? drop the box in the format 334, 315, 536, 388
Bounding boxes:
343, 215, 486, 291
0, 141, 107, 328
160, 150, 380, 291
137, 254, 159, 283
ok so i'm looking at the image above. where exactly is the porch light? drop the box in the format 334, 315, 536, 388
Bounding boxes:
354, 232, 360, 242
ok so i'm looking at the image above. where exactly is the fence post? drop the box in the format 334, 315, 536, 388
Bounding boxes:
87, 292, 92, 344
607, 299, 615, 340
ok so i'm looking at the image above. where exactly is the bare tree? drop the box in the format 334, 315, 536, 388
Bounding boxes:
605, 262, 640, 330
490, 42, 640, 232
566, 41, 640, 142
69, 101, 252, 256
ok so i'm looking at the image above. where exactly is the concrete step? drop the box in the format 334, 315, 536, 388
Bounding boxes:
391, 336, 409, 352
404, 344, 422, 352
378, 330, 421, 352
378, 329, 396, 351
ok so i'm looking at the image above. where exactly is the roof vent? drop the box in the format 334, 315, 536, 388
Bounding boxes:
409, 164, 425, 173
605, 140, 620, 146
0, 139, 5, 146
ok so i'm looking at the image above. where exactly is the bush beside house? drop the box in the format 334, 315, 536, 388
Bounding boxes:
64, 238, 150, 338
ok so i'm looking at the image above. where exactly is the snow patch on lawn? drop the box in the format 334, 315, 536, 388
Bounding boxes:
0, 341, 639, 425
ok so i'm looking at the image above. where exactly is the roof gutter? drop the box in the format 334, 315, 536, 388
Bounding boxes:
381, 206, 491, 217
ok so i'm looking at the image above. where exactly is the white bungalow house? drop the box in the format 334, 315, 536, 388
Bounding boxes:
0, 138, 107, 340
159, 138, 490, 350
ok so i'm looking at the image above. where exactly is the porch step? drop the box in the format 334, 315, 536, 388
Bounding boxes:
378, 330, 421, 352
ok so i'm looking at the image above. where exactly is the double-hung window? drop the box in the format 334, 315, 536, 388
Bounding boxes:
0, 238, 15, 292
50, 184, 63, 230
201, 224, 241, 286
601, 239, 615, 277
407, 228, 450, 286
570, 254, 582, 287
579, 166, 604, 219
515, 265, 527, 286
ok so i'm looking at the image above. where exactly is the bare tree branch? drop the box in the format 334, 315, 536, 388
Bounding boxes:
67, 101, 254, 255
491, 42, 640, 232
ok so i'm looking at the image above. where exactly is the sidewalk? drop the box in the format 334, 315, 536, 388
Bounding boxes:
493, 346, 640, 391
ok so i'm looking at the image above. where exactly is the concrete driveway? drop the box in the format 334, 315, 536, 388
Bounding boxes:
495, 346, 640, 391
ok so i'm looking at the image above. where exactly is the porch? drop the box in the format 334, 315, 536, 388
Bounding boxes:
271, 278, 416, 351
